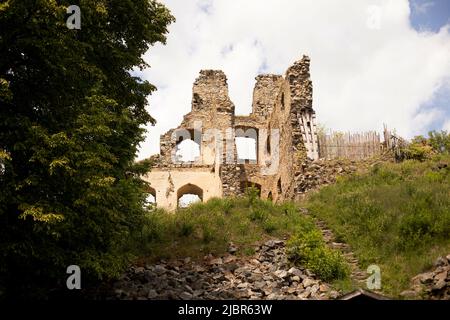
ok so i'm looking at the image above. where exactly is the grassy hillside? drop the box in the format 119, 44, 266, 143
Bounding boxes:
128, 190, 313, 261
126, 189, 349, 282
304, 154, 450, 297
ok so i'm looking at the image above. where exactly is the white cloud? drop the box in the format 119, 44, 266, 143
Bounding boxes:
136, 0, 450, 160
443, 119, 450, 131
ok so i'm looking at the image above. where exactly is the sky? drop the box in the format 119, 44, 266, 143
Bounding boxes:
134, 0, 450, 160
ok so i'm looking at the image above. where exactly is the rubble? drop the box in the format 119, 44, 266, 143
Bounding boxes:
108, 239, 340, 300
400, 255, 450, 299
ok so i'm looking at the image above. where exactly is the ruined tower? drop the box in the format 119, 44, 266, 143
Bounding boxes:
145, 55, 319, 210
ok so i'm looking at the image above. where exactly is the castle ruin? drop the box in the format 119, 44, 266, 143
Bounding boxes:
144, 55, 319, 210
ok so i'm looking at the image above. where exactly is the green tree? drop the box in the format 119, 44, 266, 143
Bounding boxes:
0, 0, 174, 298
428, 130, 450, 154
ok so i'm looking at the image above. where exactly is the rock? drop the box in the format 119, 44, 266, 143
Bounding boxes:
274, 270, 288, 279
228, 243, 238, 254
224, 263, 239, 272
114, 289, 124, 297
266, 293, 277, 299
432, 279, 446, 291
287, 267, 302, 277
299, 287, 311, 299
237, 282, 249, 289
310, 284, 319, 294
417, 272, 434, 284
433, 257, 447, 267
329, 290, 339, 299
147, 289, 158, 299
302, 278, 315, 288
223, 255, 236, 263
209, 257, 223, 265
106, 237, 338, 301
192, 290, 204, 298
179, 291, 193, 300
434, 271, 447, 283
446, 254, 450, 263
253, 281, 266, 291
291, 275, 300, 282
264, 240, 276, 248
153, 265, 167, 275
319, 284, 328, 293
134, 267, 145, 274
250, 292, 263, 299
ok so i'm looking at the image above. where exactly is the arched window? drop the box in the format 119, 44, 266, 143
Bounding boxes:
177, 183, 203, 208
277, 178, 282, 194
174, 129, 202, 163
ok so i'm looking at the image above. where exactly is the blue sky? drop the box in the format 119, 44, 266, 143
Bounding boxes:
410, 0, 450, 32
136, 0, 450, 159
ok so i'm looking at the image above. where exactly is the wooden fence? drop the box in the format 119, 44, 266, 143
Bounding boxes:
318, 131, 382, 160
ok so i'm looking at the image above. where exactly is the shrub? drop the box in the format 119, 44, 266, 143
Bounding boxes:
245, 185, 260, 206
287, 229, 349, 281
402, 142, 434, 161
249, 208, 268, 221
177, 217, 194, 237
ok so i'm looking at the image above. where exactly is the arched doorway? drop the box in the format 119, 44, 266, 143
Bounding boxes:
145, 186, 157, 209
177, 183, 203, 208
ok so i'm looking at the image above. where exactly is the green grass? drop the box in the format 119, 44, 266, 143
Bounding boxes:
126, 192, 319, 263
304, 154, 450, 297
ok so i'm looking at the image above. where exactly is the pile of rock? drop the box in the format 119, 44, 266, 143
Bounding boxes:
295, 158, 358, 195
295, 155, 392, 196
400, 255, 450, 299
109, 239, 340, 300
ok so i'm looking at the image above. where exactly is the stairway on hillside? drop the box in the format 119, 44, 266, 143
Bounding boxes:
299, 208, 367, 284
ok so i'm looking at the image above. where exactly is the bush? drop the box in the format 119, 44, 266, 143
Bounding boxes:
287, 229, 349, 281
399, 131, 450, 161
402, 142, 434, 161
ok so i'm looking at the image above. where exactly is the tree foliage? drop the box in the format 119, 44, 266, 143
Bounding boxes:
0, 0, 174, 298
401, 130, 450, 161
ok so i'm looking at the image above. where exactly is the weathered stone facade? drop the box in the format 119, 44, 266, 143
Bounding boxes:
144, 55, 319, 210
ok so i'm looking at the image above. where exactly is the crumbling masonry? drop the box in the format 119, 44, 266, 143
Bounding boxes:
144, 55, 319, 210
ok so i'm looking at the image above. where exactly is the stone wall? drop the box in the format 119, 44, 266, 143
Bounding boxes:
143, 55, 320, 210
